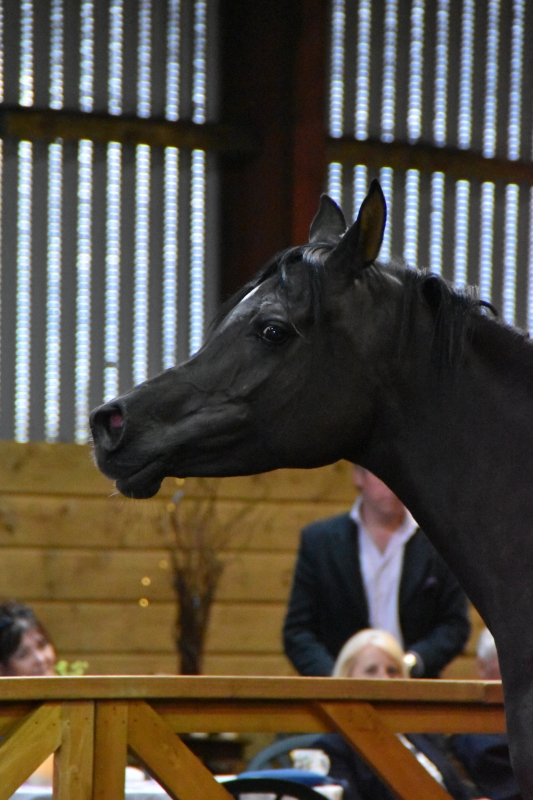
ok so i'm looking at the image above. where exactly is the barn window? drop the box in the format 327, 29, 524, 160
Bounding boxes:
0, 0, 219, 443
328, 0, 533, 331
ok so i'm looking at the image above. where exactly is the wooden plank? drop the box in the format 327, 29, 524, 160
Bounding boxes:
57, 652, 294, 677
203, 654, 295, 676
93, 702, 128, 800
205, 603, 287, 652
127, 700, 232, 800
327, 135, 533, 185
59, 653, 179, 676
0, 494, 346, 549
441, 655, 478, 680
0, 703, 61, 800
0, 549, 295, 602
1, 107, 258, 155
374, 703, 505, 733
318, 701, 453, 800
153, 700, 505, 735
54, 701, 94, 800
0, 675, 505, 704
29, 601, 287, 654
0, 442, 113, 496
153, 701, 330, 733
29, 602, 176, 652
0, 442, 354, 501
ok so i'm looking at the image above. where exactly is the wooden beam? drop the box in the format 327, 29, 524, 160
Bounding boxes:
318, 701, 453, 800
54, 701, 95, 800
290, 0, 328, 245
127, 701, 232, 800
93, 702, 128, 800
328, 136, 533, 185
0, 675, 505, 704
0, 703, 61, 800
0, 106, 258, 155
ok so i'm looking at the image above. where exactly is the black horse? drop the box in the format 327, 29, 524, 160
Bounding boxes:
91, 181, 533, 797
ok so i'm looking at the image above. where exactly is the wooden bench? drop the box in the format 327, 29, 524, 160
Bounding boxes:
0, 676, 505, 800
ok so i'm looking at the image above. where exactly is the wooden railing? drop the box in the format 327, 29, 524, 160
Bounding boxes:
0, 676, 505, 800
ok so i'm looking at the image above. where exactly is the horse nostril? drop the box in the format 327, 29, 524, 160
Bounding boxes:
90, 403, 126, 451
109, 412, 124, 430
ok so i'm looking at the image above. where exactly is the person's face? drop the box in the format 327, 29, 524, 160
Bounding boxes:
352, 467, 405, 517
349, 644, 403, 679
1, 628, 56, 676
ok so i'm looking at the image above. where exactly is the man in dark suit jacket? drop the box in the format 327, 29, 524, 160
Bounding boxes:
283, 467, 470, 677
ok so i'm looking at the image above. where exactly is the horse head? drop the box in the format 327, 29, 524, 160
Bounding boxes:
91, 181, 395, 498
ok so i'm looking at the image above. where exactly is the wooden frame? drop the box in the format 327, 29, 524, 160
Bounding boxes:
327, 136, 533, 185
0, 676, 505, 800
0, 106, 258, 156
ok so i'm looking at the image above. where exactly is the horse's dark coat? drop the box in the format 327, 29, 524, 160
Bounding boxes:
90, 182, 533, 797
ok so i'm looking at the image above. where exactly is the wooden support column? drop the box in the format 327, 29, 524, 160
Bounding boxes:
219, 0, 328, 298
93, 701, 128, 800
54, 701, 95, 800
291, 0, 328, 246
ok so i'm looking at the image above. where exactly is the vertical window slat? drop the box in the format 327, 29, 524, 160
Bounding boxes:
15, 141, 32, 442
479, 182, 495, 302
104, 0, 123, 401
433, 0, 449, 146
75, 1, 95, 443
162, 0, 181, 370
133, 1, 152, 384
189, 0, 208, 356
429, 172, 445, 276
454, 180, 470, 287
381, 0, 397, 143
404, 169, 420, 265
503, 184, 519, 324
45, 0, 64, 442
355, 0, 371, 141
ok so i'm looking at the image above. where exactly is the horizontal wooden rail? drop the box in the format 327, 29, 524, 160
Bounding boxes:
328, 135, 533, 185
0, 676, 505, 800
0, 106, 259, 155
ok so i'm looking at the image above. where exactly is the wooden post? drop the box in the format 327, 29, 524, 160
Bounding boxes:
219, 0, 328, 298
291, 0, 328, 246
93, 701, 128, 800
54, 701, 95, 800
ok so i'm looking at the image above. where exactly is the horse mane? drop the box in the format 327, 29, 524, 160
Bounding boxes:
209, 242, 533, 380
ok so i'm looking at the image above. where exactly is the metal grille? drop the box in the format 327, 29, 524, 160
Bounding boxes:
0, 0, 219, 443
328, 0, 533, 331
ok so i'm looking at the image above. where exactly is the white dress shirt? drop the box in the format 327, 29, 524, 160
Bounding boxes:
350, 495, 418, 647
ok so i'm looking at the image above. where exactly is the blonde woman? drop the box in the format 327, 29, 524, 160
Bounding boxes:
313, 630, 488, 800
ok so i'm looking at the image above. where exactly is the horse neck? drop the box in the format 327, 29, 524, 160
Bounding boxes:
360, 324, 533, 628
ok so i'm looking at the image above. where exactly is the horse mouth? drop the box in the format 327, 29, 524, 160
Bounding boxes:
114, 460, 165, 499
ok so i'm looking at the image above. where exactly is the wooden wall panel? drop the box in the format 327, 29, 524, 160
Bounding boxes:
0, 496, 348, 551
0, 442, 481, 678
0, 442, 355, 675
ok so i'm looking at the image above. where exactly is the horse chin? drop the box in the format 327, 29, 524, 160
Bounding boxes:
114, 462, 165, 499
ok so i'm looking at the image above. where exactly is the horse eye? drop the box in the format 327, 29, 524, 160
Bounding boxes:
261, 324, 289, 344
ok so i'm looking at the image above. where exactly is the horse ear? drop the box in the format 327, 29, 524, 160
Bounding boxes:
309, 195, 347, 243
325, 179, 387, 276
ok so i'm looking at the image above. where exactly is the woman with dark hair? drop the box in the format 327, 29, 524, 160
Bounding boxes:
0, 601, 56, 676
